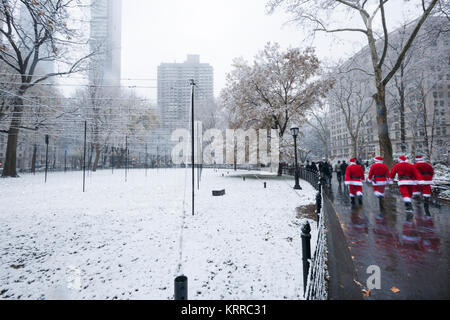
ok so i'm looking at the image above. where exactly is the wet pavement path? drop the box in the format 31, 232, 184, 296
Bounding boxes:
325, 176, 450, 299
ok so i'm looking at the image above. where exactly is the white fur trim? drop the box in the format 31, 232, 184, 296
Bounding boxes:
413, 192, 421, 196
403, 197, 412, 202
402, 235, 420, 242
372, 181, 388, 186
356, 191, 363, 196
374, 191, 385, 197
398, 180, 417, 186
419, 180, 434, 185
423, 194, 431, 198
345, 181, 363, 186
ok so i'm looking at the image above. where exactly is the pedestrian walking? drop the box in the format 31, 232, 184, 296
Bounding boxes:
413, 155, 434, 216
344, 158, 365, 205
326, 160, 333, 186
334, 160, 342, 184
389, 155, 423, 213
367, 156, 390, 211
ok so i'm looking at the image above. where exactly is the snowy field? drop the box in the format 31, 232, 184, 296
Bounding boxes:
0, 168, 317, 300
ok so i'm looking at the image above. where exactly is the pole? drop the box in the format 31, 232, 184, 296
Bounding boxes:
174, 275, 188, 300
293, 135, 302, 190
45, 135, 49, 183
83, 121, 87, 192
64, 149, 67, 173
197, 122, 200, 190
301, 221, 312, 294
125, 135, 128, 182
145, 143, 148, 177
190, 79, 195, 216
111, 148, 114, 175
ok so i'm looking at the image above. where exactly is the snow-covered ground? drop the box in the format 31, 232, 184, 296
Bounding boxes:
0, 168, 317, 300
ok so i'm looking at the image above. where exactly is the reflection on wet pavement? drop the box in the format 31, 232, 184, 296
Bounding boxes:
326, 178, 450, 299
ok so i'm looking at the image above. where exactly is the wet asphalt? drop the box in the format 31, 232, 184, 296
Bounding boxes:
324, 174, 450, 300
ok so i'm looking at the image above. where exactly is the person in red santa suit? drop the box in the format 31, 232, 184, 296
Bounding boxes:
344, 158, 365, 205
368, 156, 390, 211
413, 155, 434, 216
389, 155, 423, 213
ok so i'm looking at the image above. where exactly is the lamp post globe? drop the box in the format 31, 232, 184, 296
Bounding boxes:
290, 126, 302, 190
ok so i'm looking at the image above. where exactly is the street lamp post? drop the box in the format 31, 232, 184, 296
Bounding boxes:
290, 126, 302, 190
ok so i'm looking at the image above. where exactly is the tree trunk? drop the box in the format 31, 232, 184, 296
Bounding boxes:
400, 82, 406, 153
92, 143, 101, 172
117, 150, 123, 169
52, 146, 56, 169
352, 137, 357, 158
278, 162, 283, 176
374, 89, 394, 168
31, 144, 37, 174
2, 98, 23, 177
88, 144, 94, 170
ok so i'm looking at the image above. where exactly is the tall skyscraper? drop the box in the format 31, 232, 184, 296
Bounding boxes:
156, 55, 214, 149
89, 0, 122, 86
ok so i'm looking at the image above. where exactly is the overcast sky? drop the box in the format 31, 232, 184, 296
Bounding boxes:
120, 0, 421, 101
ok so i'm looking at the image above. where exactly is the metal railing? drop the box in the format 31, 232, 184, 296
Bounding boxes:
305, 182, 329, 300
281, 166, 329, 299
283, 166, 320, 191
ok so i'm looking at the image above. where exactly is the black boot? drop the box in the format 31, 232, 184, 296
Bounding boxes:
358, 196, 363, 205
378, 197, 385, 212
405, 201, 413, 212
351, 197, 355, 205
424, 197, 431, 216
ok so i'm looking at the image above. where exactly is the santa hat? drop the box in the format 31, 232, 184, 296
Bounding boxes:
415, 155, 424, 162
349, 158, 356, 164
374, 156, 383, 163
398, 155, 407, 162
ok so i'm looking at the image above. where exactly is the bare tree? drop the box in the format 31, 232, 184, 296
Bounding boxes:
305, 101, 331, 160
268, 0, 440, 168
221, 42, 331, 175
328, 75, 373, 157
0, 0, 95, 177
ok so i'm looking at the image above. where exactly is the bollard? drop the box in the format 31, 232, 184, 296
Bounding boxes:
243, 177, 246, 181
264, 182, 267, 189
174, 275, 188, 300
301, 222, 312, 294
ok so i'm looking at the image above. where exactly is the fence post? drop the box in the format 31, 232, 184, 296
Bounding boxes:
301, 221, 312, 294
316, 191, 322, 226
174, 275, 188, 300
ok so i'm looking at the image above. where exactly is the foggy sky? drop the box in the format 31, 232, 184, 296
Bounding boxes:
121, 0, 422, 101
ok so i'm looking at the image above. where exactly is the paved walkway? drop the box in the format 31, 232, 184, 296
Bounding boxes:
324, 174, 450, 299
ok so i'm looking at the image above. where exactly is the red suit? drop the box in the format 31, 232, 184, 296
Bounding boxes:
390, 161, 422, 203
413, 161, 434, 198
345, 163, 365, 197
368, 162, 390, 198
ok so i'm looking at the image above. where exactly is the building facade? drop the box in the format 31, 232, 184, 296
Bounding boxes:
328, 18, 449, 163
156, 55, 214, 153
89, 0, 122, 86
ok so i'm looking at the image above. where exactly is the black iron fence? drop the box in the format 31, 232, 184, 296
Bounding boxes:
283, 166, 320, 191
305, 182, 329, 300
282, 166, 329, 300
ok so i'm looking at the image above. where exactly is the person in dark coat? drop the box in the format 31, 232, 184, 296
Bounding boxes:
309, 162, 318, 173
340, 161, 348, 174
